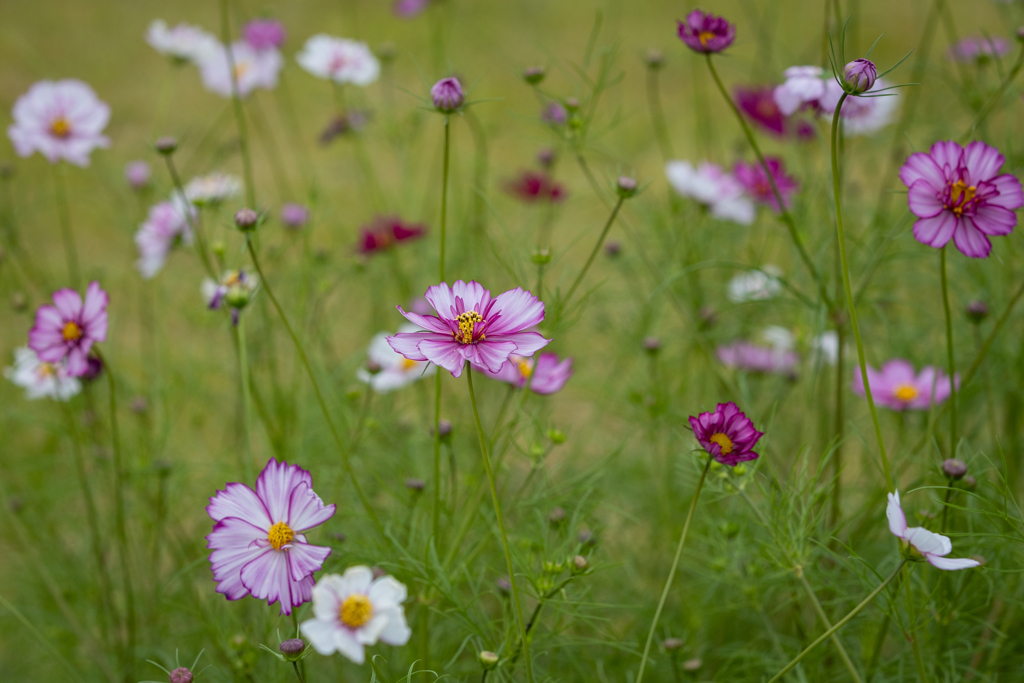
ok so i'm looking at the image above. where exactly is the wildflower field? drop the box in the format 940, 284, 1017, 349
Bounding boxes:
3, 0, 1024, 681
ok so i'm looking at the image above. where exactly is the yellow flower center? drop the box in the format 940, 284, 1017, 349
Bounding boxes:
893, 384, 918, 402
267, 521, 294, 550
401, 357, 418, 371
50, 117, 72, 138
37, 363, 56, 378
224, 270, 243, 287
947, 180, 977, 216
62, 322, 83, 342
516, 359, 534, 379
340, 594, 374, 628
455, 311, 484, 345
709, 432, 734, 455
698, 31, 716, 46
233, 62, 250, 80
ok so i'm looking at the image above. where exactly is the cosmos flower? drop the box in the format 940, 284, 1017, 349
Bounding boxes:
774, 66, 829, 115
203, 270, 260, 325
280, 203, 310, 230
387, 280, 550, 378
197, 41, 283, 98
688, 402, 764, 466
505, 171, 567, 203
947, 36, 1011, 64
356, 324, 435, 393
541, 102, 568, 126
716, 341, 799, 376
843, 59, 877, 93
184, 173, 242, 207
300, 566, 412, 663
135, 198, 195, 279
394, 0, 431, 18
7, 80, 110, 167
677, 10, 736, 54
146, 20, 219, 63
820, 78, 900, 136
664, 161, 754, 225
243, 19, 287, 51
125, 160, 152, 190
899, 140, 1023, 258
735, 86, 788, 136
430, 77, 464, 112
357, 216, 426, 255
296, 35, 380, 86
4, 347, 82, 401
28, 282, 108, 377
887, 490, 980, 570
473, 352, 573, 394
851, 359, 958, 411
726, 266, 782, 303
206, 458, 336, 616
733, 157, 799, 213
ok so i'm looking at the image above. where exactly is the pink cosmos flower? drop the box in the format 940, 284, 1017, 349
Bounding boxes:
887, 490, 980, 570
473, 352, 573, 394
735, 86, 787, 137
665, 161, 755, 225
296, 35, 380, 86
135, 198, 195, 279
505, 171, 567, 203
387, 281, 550, 378
206, 458, 336, 616
28, 282, 109, 377
198, 42, 283, 98
851, 359, 958, 411
125, 160, 152, 190
4, 347, 81, 401
774, 66, 828, 115
689, 402, 764, 466
677, 10, 736, 54
717, 341, 798, 376
357, 216, 426, 255
146, 20, 218, 63
899, 140, 1024, 258
947, 36, 1011, 64
394, 0, 431, 18
733, 158, 799, 213
542, 102, 568, 126
243, 19, 286, 51
8, 80, 110, 167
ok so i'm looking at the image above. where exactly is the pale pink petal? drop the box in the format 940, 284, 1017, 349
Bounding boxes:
207, 517, 268, 599
906, 181, 944, 218
987, 174, 1024, 210
962, 141, 1005, 184
451, 280, 491, 313
418, 338, 467, 376
287, 542, 331, 582
486, 288, 545, 334
396, 307, 450, 333
488, 331, 551, 357
256, 459, 313, 523
912, 212, 957, 249
929, 140, 964, 171
904, 526, 951, 556
81, 282, 109, 340
287, 480, 336, 531
51, 288, 83, 320
375, 605, 412, 645
470, 341, 518, 373
925, 554, 980, 571
886, 490, 907, 538
423, 282, 456, 317
971, 206, 1016, 237
207, 482, 272, 529
899, 152, 945, 189
65, 345, 89, 376
301, 618, 340, 654
386, 332, 436, 361
240, 546, 307, 615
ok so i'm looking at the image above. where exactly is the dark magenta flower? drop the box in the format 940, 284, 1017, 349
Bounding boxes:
431, 77, 464, 112
735, 86, 787, 136
842, 59, 877, 93
243, 19, 286, 51
357, 216, 426, 255
688, 402, 764, 466
504, 171, 567, 203
28, 282, 109, 377
900, 140, 1024, 258
733, 158, 799, 213
677, 10, 736, 54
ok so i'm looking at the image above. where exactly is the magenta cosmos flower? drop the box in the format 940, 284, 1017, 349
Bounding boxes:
358, 216, 426, 255
887, 490, 980, 570
29, 282, 109, 377
473, 352, 573, 394
947, 36, 1010, 64
206, 458, 336, 616
243, 19, 286, 51
734, 158, 799, 213
851, 359, 958, 411
689, 402, 764, 466
900, 140, 1024, 258
505, 171, 567, 203
8, 80, 110, 167
677, 10, 736, 54
387, 280, 550, 378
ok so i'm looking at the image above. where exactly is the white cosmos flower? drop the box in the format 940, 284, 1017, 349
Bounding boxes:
820, 78, 900, 137
4, 347, 81, 401
811, 330, 840, 366
761, 325, 795, 352
296, 35, 380, 86
887, 490, 980, 571
184, 173, 242, 206
300, 566, 412, 664
197, 41, 283, 98
773, 65, 827, 116
356, 324, 435, 393
727, 266, 782, 303
146, 20, 219, 63
665, 160, 755, 225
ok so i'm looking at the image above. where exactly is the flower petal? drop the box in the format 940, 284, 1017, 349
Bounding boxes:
886, 490, 907, 538
970, 205, 1016, 237
81, 282, 109, 341
301, 617, 340, 655
256, 459, 313, 524
374, 605, 412, 646
912, 212, 957, 249
240, 546, 311, 615
906, 181, 944, 219
287, 480, 336, 531
928, 140, 964, 172
488, 331, 551, 357
51, 288, 83, 321
962, 140, 1005, 184
986, 174, 1024, 210
899, 152, 944, 189
207, 482, 272, 528
905, 526, 952, 556
469, 341, 518, 373
418, 338, 467, 377
287, 542, 331, 582
486, 287, 545, 334
925, 554, 980, 571
396, 307, 449, 333
952, 219, 992, 258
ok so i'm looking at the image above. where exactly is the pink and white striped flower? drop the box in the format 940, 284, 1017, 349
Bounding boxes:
28, 282, 109, 377
887, 490, 980, 571
135, 198, 195, 279
197, 42, 283, 98
4, 347, 81, 401
7, 80, 110, 167
473, 352, 573, 394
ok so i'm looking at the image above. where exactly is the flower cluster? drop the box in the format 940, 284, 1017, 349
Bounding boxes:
665, 157, 798, 222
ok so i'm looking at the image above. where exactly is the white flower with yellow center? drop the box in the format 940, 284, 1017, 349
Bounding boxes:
356, 324, 434, 393
4, 347, 81, 401
184, 173, 242, 206
300, 566, 411, 664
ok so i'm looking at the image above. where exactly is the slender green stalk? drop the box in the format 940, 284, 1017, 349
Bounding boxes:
440, 115, 451, 281
903, 565, 931, 682
768, 561, 907, 683
161, 154, 216, 279
219, 0, 256, 208
829, 92, 894, 491
831, 322, 846, 524
939, 247, 958, 456
291, 662, 305, 683
636, 456, 713, 683
432, 371, 443, 542
465, 367, 534, 683
245, 240, 383, 535
0, 592, 89, 683
52, 164, 80, 287
797, 571, 864, 683
562, 195, 625, 309
236, 316, 255, 481
646, 65, 674, 161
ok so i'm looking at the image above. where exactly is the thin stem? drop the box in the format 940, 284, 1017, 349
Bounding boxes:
830, 91, 894, 491
635, 456, 713, 683
831, 322, 846, 524
864, 613, 891, 683
796, 571, 864, 683
161, 154, 216, 279
939, 247, 958, 456
440, 115, 451, 282
562, 195, 625, 309
646, 66, 674, 161
903, 565, 931, 682
236, 316, 256, 481
432, 371, 443, 542
768, 561, 907, 683
245, 240, 383, 535
940, 484, 955, 533
961, 46, 1024, 142
52, 164, 80, 287
219, 0, 256, 208
291, 661, 306, 683
465, 367, 534, 683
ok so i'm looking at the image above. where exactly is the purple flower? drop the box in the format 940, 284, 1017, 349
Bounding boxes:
677, 10, 736, 54
947, 36, 1011, 64
280, 203, 310, 230
851, 359, 959, 411
842, 59, 877, 93
243, 19, 286, 51
394, 0, 431, 18
8, 80, 111, 167
431, 77, 464, 112
665, 161, 754, 225
688, 402, 764, 466
900, 140, 1024, 258
717, 341, 799, 376
504, 171, 567, 203
735, 87, 787, 136
473, 352, 573, 394
387, 280, 550, 378
542, 102, 568, 126
206, 458, 336, 616
774, 66, 828, 115
733, 158, 799, 213
887, 490, 980, 570
28, 282, 109, 377
357, 216, 426, 254
135, 198, 195, 279
124, 160, 151, 190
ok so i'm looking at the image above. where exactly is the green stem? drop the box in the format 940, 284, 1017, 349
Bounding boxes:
236, 315, 256, 481
440, 115, 451, 282
52, 164, 80, 288
562, 195, 625, 309
903, 565, 931, 682
646, 66, 674, 161
291, 661, 306, 683
432, 371, 443, 543
961, 46, 1024, 142
635, 456, 713, 683
768, 561, 907, 683
831, 322, 846, 524
161, 154, 216, 279
219, 0, 256, 208
465, 367, 534, 683
939, 247, 958, 457
797, 571, 864, 683
830, 91, 894, 491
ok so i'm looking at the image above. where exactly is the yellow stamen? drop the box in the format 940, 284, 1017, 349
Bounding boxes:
50, 117, 72, 138
946, 180, 977, 217
454, 311, 484, 345
401, 357, 418, 371
224, 270, 243, 287
267, 521, 294, 550
340, 594, 374, 628
37, 363, 56, 378
62, 322, 83, 342
233, 62, 250, 80
709, 432, 734, 455
698, 31, 716, 46
516, 359, 534, 379
893, 384, 918, 402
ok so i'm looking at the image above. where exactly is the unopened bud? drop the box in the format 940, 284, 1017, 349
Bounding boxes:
548, 428, 566, 444
431, 77, 464, 112
537, 147, 556, 168
578, 529, 596, 546
531, 247, 552, 265
842, 58, 877, 94
683, 658, 702, 671
643, 337, 661, 354
377, 41, 396, 62
169, 668, 194, 683
235, 208, 259, 232
1017, 26, 1024, 43
663, 637, 684, 651
966, 300, 989, 324
11, 292, 27, 312
433, 419, 452, 438
571, 555, 588, 573
963, 475, 977, 491
548, 506, 566, 525
616, 176, 638, 198
565, 97, 580, 112
479, 650, 499, 669
131, 396, 149, 415
942, 458, 967, 480
406, 478, 425, 492
699, 305, 717, 329
496, 576, 511, 594
155, 136, 178, 155
645, 49, 665, 69
280, 638, 305, 659
524, 66, 546, 85
365, 360, 383, 375
211, 240, 227, 260
604, 240, 622, 258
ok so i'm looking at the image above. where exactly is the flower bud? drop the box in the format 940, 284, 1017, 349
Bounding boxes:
571, 554, 589, 573
496, 576, 511, 594
604, 240, 622, 258
280, 203, 310, 230
843, 59, 877, 94
942, 458, 967, 480
431, 77, 464, 112
965, 300, 989, 324
1017, 27, 1024, 43
406, 477, 425, 492
531, 247, 552, 265
169, 668, 194, 683
699, 305, 717, 329
377, 41, 397, 63
565, 97, 580, 112
542, 559, 564, 574
10, 292, 27, 312
280, 638, 305, 660
616, 176, 638, 198
963, 475, 977, 491
578, 529, 596, 546
683, 658, 702, 671
537, 147, 556, 168
663, 637, 684, 651
211, 240, 227, 260
235, 208, 259, 232
131, 396, 149, 414
548, 506, 566, 525
542, 102, 568, 126
479, 650, 499, 669
365, 360, 383, 375
124, 160, 152, 190
332, 532, 347, 543
548, 428, 566, 444
523, 66, 546, 85
433, 419, 453, 439
155, 136, 178, 155
645, 49, 665, 69
643, 336, 661, 355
